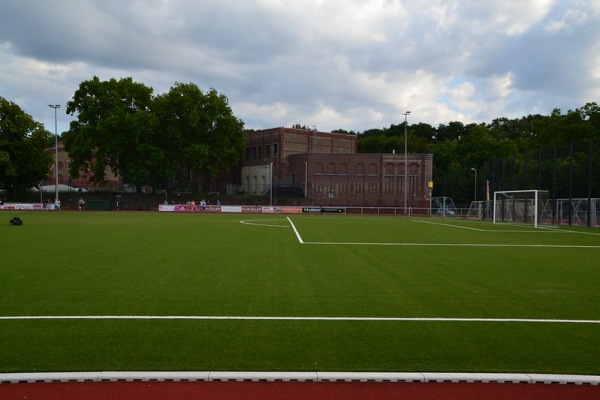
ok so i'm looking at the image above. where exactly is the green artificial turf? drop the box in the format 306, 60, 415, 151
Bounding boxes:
0, 212, 599, 374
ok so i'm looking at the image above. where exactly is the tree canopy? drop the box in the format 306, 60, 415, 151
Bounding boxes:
64, 77, 156, 187
64, 77, 245, 194
154, 83, 245, 192
356, 102, 600, 204
2, 80, 598, 206
0, 97, 52, 200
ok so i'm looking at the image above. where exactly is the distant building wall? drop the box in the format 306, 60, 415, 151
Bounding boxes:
288, 153, 433, 208
241, 127, 432, 208
46, 141, 121, 191
241, 127, 357, 196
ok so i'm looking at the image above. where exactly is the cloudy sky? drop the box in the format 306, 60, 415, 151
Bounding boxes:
1, 0, 599, 135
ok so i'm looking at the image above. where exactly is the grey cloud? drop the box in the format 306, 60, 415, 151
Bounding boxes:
0, 0, 598, 133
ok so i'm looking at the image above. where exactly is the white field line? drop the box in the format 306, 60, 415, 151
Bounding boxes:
240, 219, 291, 228
283, 217, 599, 248
415, 219, 600, 236
559, 228, 600, 236
304, 242, 600, 248
286, 216, 304, 243
1, 315, 600, 324
413, 220, 490, 231
413, 219, 563, 233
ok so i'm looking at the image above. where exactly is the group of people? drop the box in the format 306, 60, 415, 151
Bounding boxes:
168, 199, 221, 210
42, 198, 86, 211
187, 199, 208, 210
43, 198, 61, 211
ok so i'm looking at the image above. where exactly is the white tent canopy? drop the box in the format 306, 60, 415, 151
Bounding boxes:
33, 184, 88, 192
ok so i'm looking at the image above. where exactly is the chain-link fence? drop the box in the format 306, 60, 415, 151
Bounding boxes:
480, 138, 599, 227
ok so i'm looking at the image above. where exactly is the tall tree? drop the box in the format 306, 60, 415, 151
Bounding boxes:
0, 97, 52, 200
64, 76, 157, 190
154, 83, 245, 194
579, 102, 600, 136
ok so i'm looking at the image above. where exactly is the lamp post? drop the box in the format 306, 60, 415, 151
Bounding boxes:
304, 161, 308, 199
48, 105, 60, 205
270, 162, 273, 207
403, 111, 411, 215
471, 167, 477, 202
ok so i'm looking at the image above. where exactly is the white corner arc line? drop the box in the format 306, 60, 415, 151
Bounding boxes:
286, 217, 304, 244
1, 316, 599, 324
240, 219, 290, 228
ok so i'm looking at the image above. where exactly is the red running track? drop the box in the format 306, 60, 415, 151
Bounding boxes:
1, 381, 600, 400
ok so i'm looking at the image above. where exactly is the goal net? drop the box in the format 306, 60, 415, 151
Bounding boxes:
493, 190, 553, 228
467, 200, 493, 220
431, 196, 459, 218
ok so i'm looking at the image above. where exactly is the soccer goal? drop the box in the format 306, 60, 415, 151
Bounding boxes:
431, 196, 459, 218
493, 190, 553, 228
466, 200, 493, 220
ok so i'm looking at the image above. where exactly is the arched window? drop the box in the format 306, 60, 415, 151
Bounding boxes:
355, 163, 365, 175
385, 163, 394, 175
315, 162, 324, 175
368, 163, 378, 175
327, 162, 335, 174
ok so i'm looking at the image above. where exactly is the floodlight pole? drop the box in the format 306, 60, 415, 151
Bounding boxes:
471, 167, 477, 202
49, 105, 60, 204
304, 161, 308, 198
270, 162, 273, 207
403, 111, 411, 215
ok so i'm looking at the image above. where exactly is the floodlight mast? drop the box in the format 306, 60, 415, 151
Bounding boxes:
49, 104, 60, 204
270, 162, 273, 207
403, 111, 411, 215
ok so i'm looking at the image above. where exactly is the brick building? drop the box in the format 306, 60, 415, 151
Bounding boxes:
46, 128, 433, 210
46, 141, 121, 192
242, 127, 433, 209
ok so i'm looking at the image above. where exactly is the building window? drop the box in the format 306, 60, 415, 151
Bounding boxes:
368, 163, 378, 175
385, 163, 394, 175
315, 162, 324, 175
355, 163, 365, 175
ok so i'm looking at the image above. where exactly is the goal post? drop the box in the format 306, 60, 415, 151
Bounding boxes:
467, 200, 493, 220
493, 190, 552, 228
